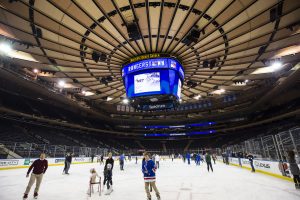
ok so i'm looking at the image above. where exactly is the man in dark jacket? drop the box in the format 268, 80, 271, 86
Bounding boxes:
65, 153, 72, 174
23, 153, 48, 200
287, 151, 300, 189
247, 153, 255, 172
205, 152, 213, 172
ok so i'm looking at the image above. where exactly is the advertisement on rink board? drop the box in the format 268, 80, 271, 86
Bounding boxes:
223, 157, 296, 177
0, 159, 19, 166
0, 157, 91, 169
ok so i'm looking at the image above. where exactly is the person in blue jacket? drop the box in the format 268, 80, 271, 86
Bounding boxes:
186, 152, 191, 165
119, 154, 125, 171
142, 152, 160, 200
196, 154, 201, 166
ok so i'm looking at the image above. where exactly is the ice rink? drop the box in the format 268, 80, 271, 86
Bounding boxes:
0, 159, 299, 200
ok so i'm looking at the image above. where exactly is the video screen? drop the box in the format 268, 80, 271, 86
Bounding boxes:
134, 72, 161, 94
122, 58, 184, 99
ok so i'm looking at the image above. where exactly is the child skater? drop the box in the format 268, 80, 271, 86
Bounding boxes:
103, 163, 113, 194
87, 168, 100, 195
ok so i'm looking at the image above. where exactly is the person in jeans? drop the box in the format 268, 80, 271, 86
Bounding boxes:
119, 154, 125, 171
23, 153, 48, 199
247, 153, 255, 172
63, 153, 72, 175
142, 152, 160, 200
205, 152, 213, 172
287, 151, 300, 189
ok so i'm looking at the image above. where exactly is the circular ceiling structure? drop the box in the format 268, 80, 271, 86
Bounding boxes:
0, 0, 299, 109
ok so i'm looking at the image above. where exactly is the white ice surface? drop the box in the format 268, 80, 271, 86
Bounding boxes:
0, 159, 299, 200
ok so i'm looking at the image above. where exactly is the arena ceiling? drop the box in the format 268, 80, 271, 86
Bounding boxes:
0, 0, 300, 108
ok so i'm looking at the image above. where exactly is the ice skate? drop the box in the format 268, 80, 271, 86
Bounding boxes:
105, 187, 113, 195
34, 192, 38, 199
295, 183, 300, 189
23, 194, 28, 200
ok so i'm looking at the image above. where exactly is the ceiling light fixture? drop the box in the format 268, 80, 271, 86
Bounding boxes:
270, 62, 282, 71
107, 97, 113, 101
122, 98, 129, 104
58, 80, 65, 88
0, 43, 12, 54
33, 69, 39, 73
193, 95, 201, 100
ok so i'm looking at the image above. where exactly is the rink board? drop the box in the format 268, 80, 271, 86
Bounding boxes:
0, 157, 92, 170
218, 157, 295, 182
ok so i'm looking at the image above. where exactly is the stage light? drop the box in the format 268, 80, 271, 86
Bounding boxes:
107, 97, 113, 101
33, 69, 39, 73
245, 79, 249, 83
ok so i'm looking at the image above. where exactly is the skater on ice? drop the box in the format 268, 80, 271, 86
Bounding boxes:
87, 168, 101, 196
63, 152, 72, 175
103, 152, 114, 194
287, 150, 300, 189
205, 152, 213, 172
23, 153, 48, 200
247, 153, 255, 172
142, 152, 161, 200
119, 153, 125, 171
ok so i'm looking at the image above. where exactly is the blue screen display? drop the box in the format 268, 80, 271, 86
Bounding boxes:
122, 58, 184, 99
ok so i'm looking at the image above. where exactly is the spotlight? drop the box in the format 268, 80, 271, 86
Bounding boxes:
245, 79, 249, 83
0, 43, 12, 54
33, 69, 39, 73
58, 80, 65, 88
270, 62, 282, 71
122, 98, 129, 104
193, 95, 201, 100
220, 89, 225, 93
107, 97, 113, 101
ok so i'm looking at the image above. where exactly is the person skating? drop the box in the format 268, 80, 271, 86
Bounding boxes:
212, 154, 216, 164
205, 152, 213, 172
171, 154, 174, 162
91, 154, 95, 163
23, 153, 48, 200
87, 168, 100, 195
119, 153, 125, 171
142, 152, 160, 200
196, 154, 201, 166
155, 154, 160, 169
136, 156, 138, 164
103, 152, 114, 194
63, 153, 72, 175
103, 163, 113, 194
186, 152, 191, 165
247, 153, 255, 172
287, 151, 300, 189
100, 154, 104, 165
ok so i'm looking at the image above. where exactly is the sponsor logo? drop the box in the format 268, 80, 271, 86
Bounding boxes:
24, 158, 34, 165
254, 161, 270, 168
74, 158, 84, 162
55, 158, 65, 163
0, 160, 19, 166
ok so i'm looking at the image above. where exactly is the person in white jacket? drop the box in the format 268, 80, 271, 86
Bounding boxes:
155, 154, 160, 169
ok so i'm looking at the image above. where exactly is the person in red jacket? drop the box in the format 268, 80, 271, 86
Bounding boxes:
23, 153, 48, 200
